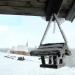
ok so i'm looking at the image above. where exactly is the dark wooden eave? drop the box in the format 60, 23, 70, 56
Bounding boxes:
0, 0, 74, 21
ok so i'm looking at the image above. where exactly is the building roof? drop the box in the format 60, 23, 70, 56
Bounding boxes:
0, 0, 75, 21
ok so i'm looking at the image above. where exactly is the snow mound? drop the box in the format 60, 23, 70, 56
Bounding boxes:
0, 50, 75, 75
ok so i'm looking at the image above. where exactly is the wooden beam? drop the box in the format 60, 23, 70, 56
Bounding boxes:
0, 6, 45, 16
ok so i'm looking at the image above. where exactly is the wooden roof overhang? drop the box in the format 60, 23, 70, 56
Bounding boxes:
0, 0, 74, 21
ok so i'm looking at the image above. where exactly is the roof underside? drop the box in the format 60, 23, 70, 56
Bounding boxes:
0, 0, 75, 21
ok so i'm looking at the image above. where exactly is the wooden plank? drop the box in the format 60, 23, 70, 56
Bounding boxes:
0, 1, 45, 7
0, 6, 45, 16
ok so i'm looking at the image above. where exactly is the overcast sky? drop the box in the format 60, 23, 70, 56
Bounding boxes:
0, 14, 75, 49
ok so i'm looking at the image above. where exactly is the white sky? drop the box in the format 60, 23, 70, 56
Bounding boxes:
0, 14, 75, 49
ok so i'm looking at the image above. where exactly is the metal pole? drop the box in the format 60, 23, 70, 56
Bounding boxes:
54, 14, 67, 45
39, 15, 53, 46
54, 14, 71, 55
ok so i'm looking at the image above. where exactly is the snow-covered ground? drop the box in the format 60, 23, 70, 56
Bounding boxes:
0, 49, 75, 75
